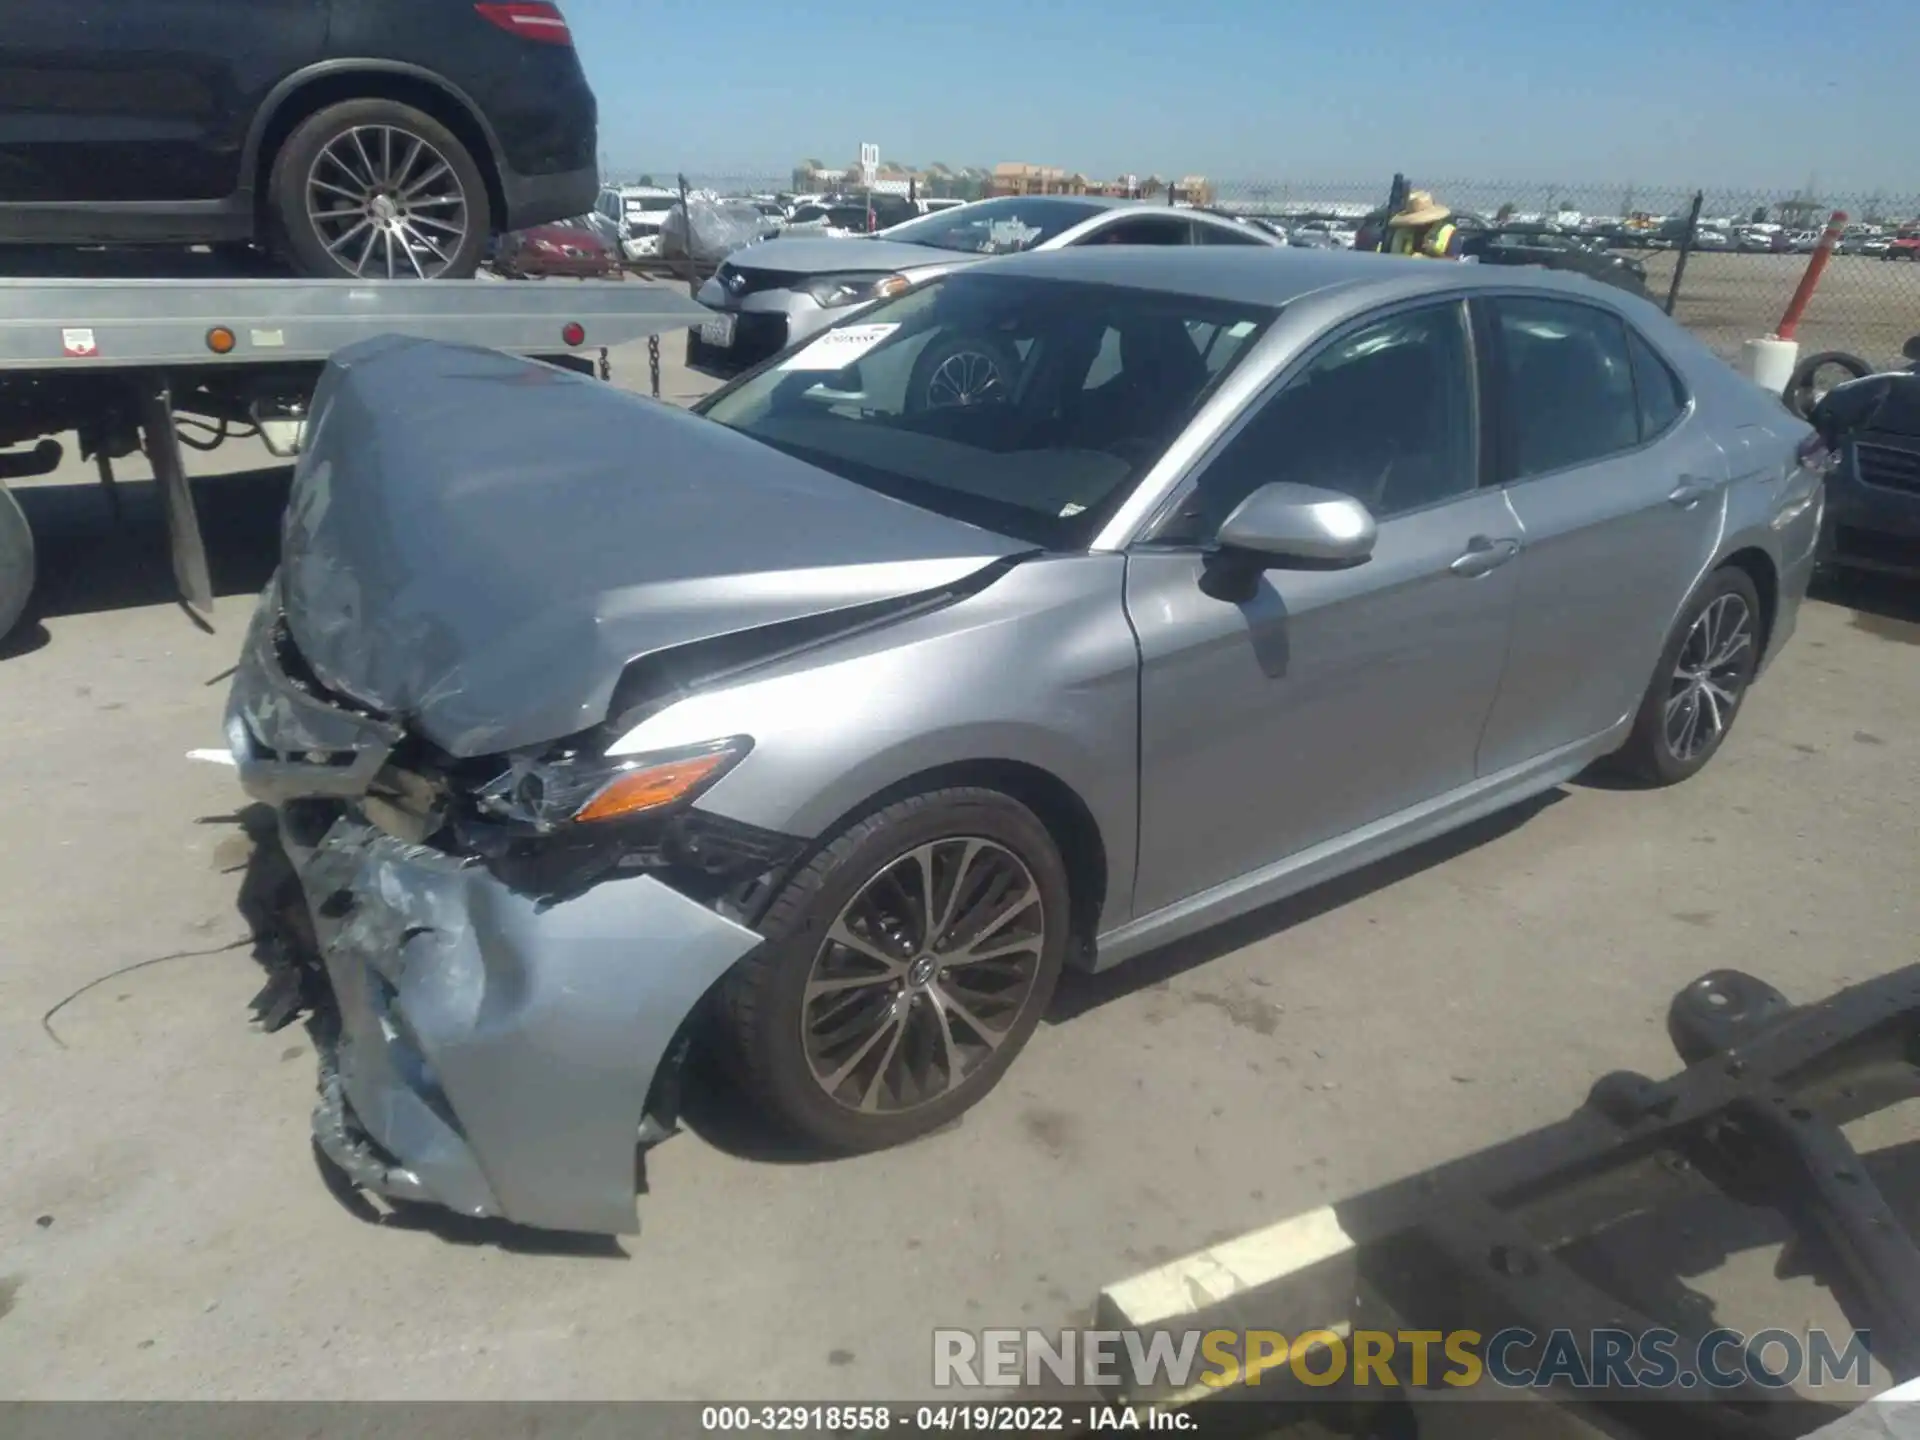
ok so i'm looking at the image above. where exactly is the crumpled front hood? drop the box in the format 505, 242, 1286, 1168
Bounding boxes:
279, 336, 1025, 758
725, 235, 958, 275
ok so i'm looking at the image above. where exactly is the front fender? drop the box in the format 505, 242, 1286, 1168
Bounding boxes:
605, 556, 1143, 935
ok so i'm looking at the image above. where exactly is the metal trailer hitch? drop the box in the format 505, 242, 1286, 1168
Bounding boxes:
1096, 964, 1920, 1438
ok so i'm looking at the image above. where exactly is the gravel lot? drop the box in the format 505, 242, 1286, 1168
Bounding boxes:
0, 320, 1916, 1401
1642, 249, 1920, 367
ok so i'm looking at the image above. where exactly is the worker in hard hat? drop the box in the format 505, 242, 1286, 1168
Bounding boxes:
1383, 190, 1460, 259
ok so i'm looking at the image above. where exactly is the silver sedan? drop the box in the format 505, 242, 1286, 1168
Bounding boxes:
230, 249, 1825, 1233
689, 194, 1284, 369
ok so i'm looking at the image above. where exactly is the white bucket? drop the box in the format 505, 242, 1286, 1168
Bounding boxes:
1742, 335, 1800, 396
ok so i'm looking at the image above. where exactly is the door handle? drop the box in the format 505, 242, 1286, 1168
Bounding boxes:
1668, 475, 1722, 508
1449, 536, 1521, 578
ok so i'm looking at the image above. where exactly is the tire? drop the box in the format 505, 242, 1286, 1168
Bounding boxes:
1784, 350, 1872, 420
716, 787, 1071, 1152
905, 332, 1020, 413
0, 482, 35, 643
268, 99, 490, 280
1613, 567, 1764, 786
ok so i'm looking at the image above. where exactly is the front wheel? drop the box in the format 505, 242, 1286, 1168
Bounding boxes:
268, 99, 490, 280
716, 787, 1071, 1152
1613, 568, 1763, 786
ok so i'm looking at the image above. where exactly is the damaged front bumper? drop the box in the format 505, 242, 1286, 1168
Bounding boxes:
228, 587, 765, 1235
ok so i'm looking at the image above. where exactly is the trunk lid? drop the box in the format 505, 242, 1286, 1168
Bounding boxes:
279, 336, 1025, 757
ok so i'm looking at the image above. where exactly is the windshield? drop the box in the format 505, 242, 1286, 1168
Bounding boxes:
696, 271, 1277, 548
879, 197, 1108, 255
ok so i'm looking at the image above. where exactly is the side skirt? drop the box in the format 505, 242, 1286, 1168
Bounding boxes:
1089, 723, 1630, 973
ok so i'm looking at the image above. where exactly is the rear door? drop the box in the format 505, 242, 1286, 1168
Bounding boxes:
1473, 294, 1729, 775
0, 0, 327, 203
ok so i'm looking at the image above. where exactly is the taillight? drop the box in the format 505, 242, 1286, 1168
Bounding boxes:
474, 2, 573, 45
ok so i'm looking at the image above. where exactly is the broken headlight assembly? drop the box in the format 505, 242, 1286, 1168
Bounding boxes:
453, 735, 800, 910
472, 736, 752, 834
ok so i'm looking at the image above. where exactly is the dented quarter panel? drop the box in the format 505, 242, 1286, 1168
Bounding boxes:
301, 816, 762, 1235
604, 554, 1144, 937
278, 336, 1027, 757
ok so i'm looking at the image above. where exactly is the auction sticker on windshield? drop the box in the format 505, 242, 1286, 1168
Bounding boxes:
781, 323, 899, 371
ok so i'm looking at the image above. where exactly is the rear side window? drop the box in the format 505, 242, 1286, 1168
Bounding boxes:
1086, 215, 1193, 246
1625, 327, 1689, 440
1490, 297, 1641, 479
1195, 220, 1270, 246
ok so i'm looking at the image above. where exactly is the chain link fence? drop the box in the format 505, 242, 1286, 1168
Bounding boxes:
616, 170, 1920, 370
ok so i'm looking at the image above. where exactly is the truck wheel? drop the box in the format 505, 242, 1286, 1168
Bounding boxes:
716, 787, 1070, 1152
269, 99, 490, 280
0, 483, 36, 643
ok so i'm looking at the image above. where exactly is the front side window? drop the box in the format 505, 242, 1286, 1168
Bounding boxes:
1151, 301, 1478, 544
1193, 219, 1272, 246
698, 272, 1277, 548
1490, 296, 1641, 479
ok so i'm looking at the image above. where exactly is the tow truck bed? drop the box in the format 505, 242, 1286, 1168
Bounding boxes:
0, 266, 711, 639
0, 273, 704, 370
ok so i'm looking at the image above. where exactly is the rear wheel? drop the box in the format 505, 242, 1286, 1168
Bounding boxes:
268, 99, 490, 280
1613, 568, 1763, 786
716, 787, 1070, 1152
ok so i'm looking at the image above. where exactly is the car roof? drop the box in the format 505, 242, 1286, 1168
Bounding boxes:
971, 244, 1646, 310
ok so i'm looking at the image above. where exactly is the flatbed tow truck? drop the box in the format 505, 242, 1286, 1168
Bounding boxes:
0, 248, 710, 641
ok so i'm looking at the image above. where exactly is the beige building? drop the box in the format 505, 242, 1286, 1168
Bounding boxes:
986, 164, 1213, 205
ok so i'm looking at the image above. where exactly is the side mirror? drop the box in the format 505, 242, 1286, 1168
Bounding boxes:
1903, 334, 1920, 365
1215, 483, 1377, 569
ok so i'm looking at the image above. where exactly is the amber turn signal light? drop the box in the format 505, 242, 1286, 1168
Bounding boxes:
573, 752, 733, 823
206, 327, 237, 354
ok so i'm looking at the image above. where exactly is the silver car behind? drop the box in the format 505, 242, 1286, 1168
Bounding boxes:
689, 194, 1284, 368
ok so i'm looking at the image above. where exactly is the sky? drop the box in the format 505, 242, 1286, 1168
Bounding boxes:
561, 0, 1918, 199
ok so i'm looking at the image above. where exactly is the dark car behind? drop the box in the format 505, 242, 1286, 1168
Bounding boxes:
1816, 359, 1920, 578
0, 0, 599, 279
1457, 227, 1652, 297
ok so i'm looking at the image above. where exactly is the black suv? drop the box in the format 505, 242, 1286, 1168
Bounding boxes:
0, 0, 599, 279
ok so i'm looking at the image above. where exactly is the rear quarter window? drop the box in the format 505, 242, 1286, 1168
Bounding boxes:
1626, 327, 1689, 440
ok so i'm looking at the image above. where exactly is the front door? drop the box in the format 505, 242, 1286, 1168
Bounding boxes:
1473, 295, 1731, 775
1124, 299, 1524, 917
0, 0, 327, 203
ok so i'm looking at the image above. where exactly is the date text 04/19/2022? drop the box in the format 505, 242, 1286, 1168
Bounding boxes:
698, 1404, 1195, 1432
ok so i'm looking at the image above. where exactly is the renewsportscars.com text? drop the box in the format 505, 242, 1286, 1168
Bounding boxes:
933, 1326, 1875, 1392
